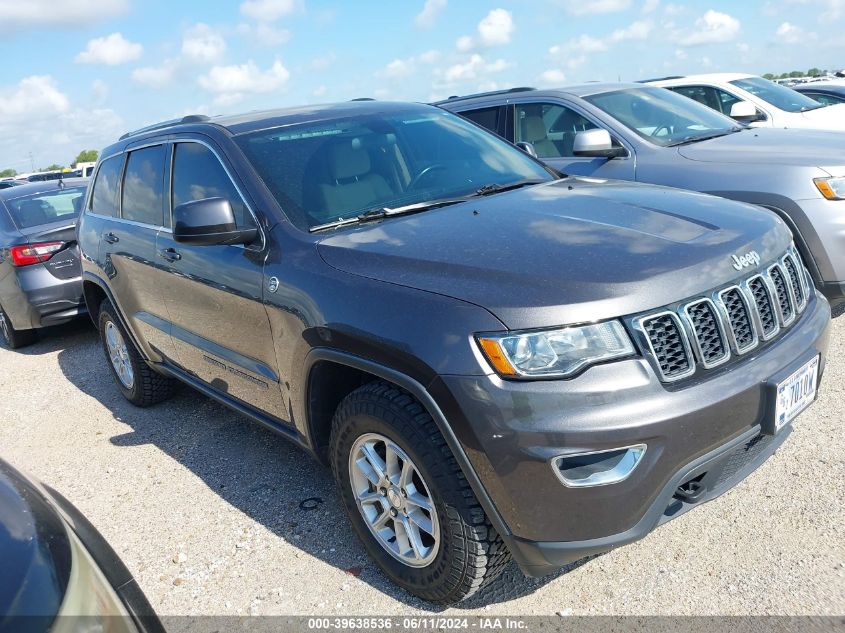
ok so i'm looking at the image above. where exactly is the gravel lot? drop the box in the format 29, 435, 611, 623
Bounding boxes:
1, 314, 843, 616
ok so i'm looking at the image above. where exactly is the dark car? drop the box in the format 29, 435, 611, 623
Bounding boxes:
794, 82, 845, 106
0, 458, 163, 632
77, 102, 830, 604
0, 178, 88, 348
0, 181, 20, 190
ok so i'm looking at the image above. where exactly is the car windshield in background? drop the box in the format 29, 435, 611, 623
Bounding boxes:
730, 77, 825, 113
5, 186, 87, 229
584, 87, 743, 147
235, 109, 553, 231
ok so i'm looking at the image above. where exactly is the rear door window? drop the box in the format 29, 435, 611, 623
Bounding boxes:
90, 155, 123, 217
460, 107, 502, 135
121, 145, 167, 226
171, 142, 254, 230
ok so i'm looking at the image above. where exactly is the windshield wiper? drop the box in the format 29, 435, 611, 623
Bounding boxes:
666, 128, 743, 147
473, 180, 546, 196
309, 197, 469, 232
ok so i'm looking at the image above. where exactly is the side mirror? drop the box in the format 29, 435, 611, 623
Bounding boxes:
572, 128, 626, 158
729, 101, 760, 122
515, 141, 538, 157
173, 198, 258, 246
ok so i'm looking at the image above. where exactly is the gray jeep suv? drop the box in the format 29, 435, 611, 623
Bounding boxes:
77, 101, 830, 604
436, 84, 845, 310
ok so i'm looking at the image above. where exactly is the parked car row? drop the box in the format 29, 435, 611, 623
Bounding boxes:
0, 74, 838, 610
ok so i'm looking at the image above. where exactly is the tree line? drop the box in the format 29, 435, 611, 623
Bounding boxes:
762, 68, 834, 80
0, 149, 99, 178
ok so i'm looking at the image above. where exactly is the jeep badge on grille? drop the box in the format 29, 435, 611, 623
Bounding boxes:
731, 250, 761, 271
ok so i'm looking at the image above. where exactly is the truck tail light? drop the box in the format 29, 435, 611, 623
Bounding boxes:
10, 242, 65, 267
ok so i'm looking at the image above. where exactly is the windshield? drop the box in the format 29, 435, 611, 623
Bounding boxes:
5, 186, 87, 229
235, 108, 553, 230
584, 87, 742, 147
730, 77, 825, 113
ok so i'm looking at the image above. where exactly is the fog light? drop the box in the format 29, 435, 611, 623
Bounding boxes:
552, 445, 646, 488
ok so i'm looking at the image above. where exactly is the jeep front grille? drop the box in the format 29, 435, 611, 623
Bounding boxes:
635, 246, 811, 383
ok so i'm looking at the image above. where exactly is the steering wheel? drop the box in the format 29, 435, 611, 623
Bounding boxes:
651, 124, 672, 138
408, 164, 448, 190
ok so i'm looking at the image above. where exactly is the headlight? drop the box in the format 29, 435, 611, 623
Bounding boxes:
814, 177, 845, 200
477, 320, 635, 379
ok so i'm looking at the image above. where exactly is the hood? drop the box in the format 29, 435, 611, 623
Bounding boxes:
677, 127, 845, 167
797, 103, 845, 128
316, 179, 791, 330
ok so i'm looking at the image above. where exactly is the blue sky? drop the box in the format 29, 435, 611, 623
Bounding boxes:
1, 0, 843, 171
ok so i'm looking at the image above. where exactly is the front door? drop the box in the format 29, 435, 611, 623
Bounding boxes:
511, 101, 636, 180
155, 140, 285, 421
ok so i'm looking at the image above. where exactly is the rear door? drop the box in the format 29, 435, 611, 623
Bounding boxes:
155, 139, 284, 421
94, 144, 177, 361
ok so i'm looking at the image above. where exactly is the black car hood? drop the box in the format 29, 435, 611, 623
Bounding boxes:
317, 178, 792, 330
0, 458, 70, 625
677, 127, 845, 166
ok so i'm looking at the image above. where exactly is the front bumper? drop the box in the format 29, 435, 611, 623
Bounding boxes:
433, 293, 830, 576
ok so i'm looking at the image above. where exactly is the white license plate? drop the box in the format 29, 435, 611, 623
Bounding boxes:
775, 355, 819, 431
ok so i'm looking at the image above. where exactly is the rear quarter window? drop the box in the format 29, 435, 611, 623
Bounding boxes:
90, 155, 124, 217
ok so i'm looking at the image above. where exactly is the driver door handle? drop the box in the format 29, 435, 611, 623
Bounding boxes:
103, 232, 119, 244
159, 247, 182, 262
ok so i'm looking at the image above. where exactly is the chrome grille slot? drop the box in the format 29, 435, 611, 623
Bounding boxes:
683, 299, 729, 367
636, 246, 809, 383
783, 254, 806, 312
747, 275, 778, 339
717, 287, 757, 353
769, 265, 795, 325
639, 313, 692, 381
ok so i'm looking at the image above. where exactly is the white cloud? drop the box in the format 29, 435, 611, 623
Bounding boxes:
132, 62, 177, 89
775, 21, 816, 43
0, 0, 128, 31
550, 20, 652, 58
75, 32, 142, 65
198, 59, 290, 104
415, 0, 447, 28
239, 0, 300, 21
642, 0, 660, 13
539, 69, 567, 85
182, 23, 227, 63
478, 8, 514, 46
442, 54, 512, 82
0, 75, 69, 119
559, 0, 632, 15
674, 48, 688, 60
380, 58, 416, 79
456, 8, 514, 51
419, 49, 441, 64
456, 35, 474, 51
313, 85, 327, 97
237, 22, 291, 46
673, 10, 740, 46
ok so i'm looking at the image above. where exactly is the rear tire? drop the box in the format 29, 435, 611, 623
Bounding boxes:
98, 299, 177, 406
330, 381, 511, 605
0, 305, 38, 349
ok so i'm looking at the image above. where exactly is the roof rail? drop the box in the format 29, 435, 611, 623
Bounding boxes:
637, 75, 685, 84
433, 86, 536, 105
350, 97, 376, 101
119, 114, 211, 141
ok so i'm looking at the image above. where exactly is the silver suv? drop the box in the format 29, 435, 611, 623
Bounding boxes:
436, 84, 845, 310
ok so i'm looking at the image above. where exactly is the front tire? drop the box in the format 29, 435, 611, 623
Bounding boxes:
98, 300, 177, 406
0, 305, 37, 349
330, 381, 511, 604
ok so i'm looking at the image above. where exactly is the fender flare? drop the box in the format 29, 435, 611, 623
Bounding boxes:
301, 348, 522, 564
